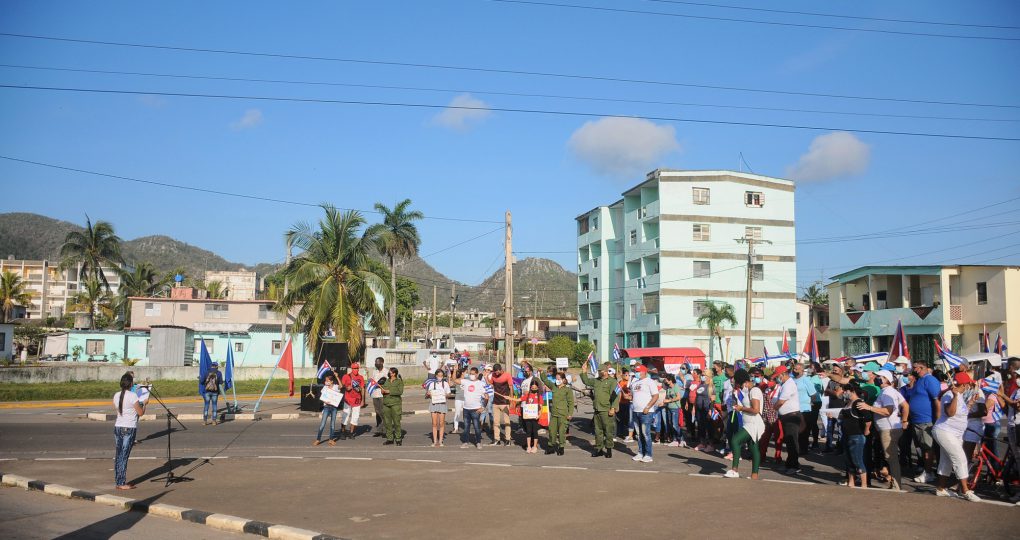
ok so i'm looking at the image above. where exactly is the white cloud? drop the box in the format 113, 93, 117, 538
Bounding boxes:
568, 117, 680, 177
432, 93, 491, 131
230, 109, 263, 130
787, 131, 871, 182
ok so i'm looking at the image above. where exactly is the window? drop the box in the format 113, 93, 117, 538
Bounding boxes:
204, 303, 229, 319
751, 264, 764, 281
592, 216, 599, 230
818, 311, 830, 327
744, 226, 762, 241
179, 303, 188, 312
146, 339, 151, 356
693, 223, 711, 242
745, 191, 763, 207
235, 342, 245, 353
194, 339, 214, 354
629, 304, 638, 320
694, 260, 711, 278
0, 332, 5, 351
592, 277, 598, 291
258, 304, 278, 320
977, 282, 987, 304
752, 302, 764, 319
796, 312, 801, 323
876, 290, 887, 301
144, 302, 161, 317
693, 187, 710, 205
693, 300, 711, 317
271, 340, 283, 355
629, 230, 638, 246
85, 339, 105, 355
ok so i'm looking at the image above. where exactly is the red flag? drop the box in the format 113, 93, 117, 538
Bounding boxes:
781, 329, 790, 355
888, 320, 909, 360
278, 339, 295, 396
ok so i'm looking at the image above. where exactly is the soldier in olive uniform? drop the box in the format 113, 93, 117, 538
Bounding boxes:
380, 367, 405, 446
580, 362, 622, 458
544, 371, 575, 456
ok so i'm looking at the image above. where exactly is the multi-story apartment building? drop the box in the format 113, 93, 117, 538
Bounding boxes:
0, 258, 123, 320
577, 169, 797, 363
205, 270, 259, 301
826, 265, 1018, 362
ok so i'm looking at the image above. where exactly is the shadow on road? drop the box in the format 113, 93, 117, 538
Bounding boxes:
668, 452, 727, 474
52, 492, 167, 540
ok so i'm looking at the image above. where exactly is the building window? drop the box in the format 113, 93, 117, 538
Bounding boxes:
592, 216, 599, 230
205, 303, 229, 319
629, 230, 638, 246
85, 339, 105, 355
976, 282, 987, 304
271, 340, 283, 355
752, 302, 764, 319
146, 339, 151, 356
694, 261, 711, 279
751, 264, 764, 281
194, 339, 214, 354
693, 187, 710, 205
258, 304, 278, 320
629, 304, 638, 320
744, 226, 762, 241
0, 332, 5, 351
818, 311, 829, 326
592, 277, 598, 291
693, 300, 711, 317
179, 303, 189, 312
693, 224, 711, 242
235, 342, 245, 352
144, 302, 161, 317
745, 191, 763, 207
796, 312, 801, 323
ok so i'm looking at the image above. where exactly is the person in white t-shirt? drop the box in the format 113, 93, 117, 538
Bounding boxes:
725, 369, 764, 480
932, 372, 981, 502
772, 365, 802, 474
370, 357, 386, 436
113, 372, 146, 490
453, 367, 488, 449
426, 369, 452, 447
630, 365, 658, 463
858, 370, 909, 491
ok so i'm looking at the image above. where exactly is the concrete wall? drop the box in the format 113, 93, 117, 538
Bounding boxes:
0, 323, 13, 361
0, 365, 320, 384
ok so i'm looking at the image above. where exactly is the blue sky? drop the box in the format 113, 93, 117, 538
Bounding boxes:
1, 0, 1018, 293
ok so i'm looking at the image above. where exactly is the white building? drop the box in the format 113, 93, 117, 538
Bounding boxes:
576, 169, 797, 362
205, 270, 258, 301
0, 258, 124, 320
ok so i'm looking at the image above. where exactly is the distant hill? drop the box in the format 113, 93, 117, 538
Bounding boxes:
0, 213, 578, 315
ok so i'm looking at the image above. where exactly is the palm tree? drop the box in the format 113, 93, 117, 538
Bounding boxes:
696, 301, 738, 364
279, 205, 391, 354
60, 216, 124, 291
369, 199, 424, 346
69, 278, 114, 330
801, 281, 829, 306
0, 270, 33, 323
115, 263, 170, 325
206, 280, 227, 299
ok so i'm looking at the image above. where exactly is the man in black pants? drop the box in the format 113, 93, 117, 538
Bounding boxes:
772, 365, 803, 474
370, 357, 386, 436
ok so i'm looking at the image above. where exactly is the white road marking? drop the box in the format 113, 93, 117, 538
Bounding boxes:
35, 457, 86, 461
397, 459, 441, 463
256, 455, 303, 459
762, 478, 812, 486
541, 466, 587, 470
615, 469, 658, 473
128, 457, 158, 460
326, 456, 372, 461
0, 458, 18, 461
465, 462, 511, 467
976, 499, 1015, 507
688, 473, 721, 478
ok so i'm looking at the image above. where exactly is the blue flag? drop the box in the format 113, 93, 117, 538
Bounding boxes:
224, 340, 235, 391
198, 340, 213, 395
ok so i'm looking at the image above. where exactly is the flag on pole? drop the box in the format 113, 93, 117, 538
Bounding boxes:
979, 376, 1001, 394
933, 334, 946, 357
991, 400, 1003, 423
277, 339, 295, 396
198, 340, 213, 394
709, 407, 720, 421
781, 329, 790, 356
365, 378, 379, 397
422, 375, 438, 390
803, 327, 820, 363
887, 321, 909, 361
316, 359, 334, 381
981, 324, 990, 353
586, 351, 598, 376
224, 340, 235, 391
994, 333, 1007, 358
612, 343, 622, 361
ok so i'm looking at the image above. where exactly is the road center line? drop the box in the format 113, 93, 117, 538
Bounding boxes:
128, 457, 158, 460
397, 459, 441, 463
465, 462, 511, 467
256, 455, 303, 459
35, 457, 86, 461
762, 478, 813, 485
541, 465, 587, 470
615, 469, 658, 473
688, 473, 721, 478
326, 456, 372, 461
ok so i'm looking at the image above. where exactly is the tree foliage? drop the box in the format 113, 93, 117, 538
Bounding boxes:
59, 216, 124, 291
545, 335, 575, 361
0, 270, 33, 323
572, 339, 594, 367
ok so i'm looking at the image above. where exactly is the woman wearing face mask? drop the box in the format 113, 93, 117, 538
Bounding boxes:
427, 369, 451, 447
724, 369, 764, 479
380, 367, 405, 446
932, 372, 981, 501
519, 382, 544, 453
544, 372, 575, 456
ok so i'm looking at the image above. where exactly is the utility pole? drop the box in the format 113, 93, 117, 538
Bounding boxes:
449, 283, 456, 351
736, 236, 772, 359
280, 241, 291, 344
504, 211, 514, 367
431, 285, 437, 348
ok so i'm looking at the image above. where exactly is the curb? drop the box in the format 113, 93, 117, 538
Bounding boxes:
86, 410, 433, 421
1, 472, 346, 540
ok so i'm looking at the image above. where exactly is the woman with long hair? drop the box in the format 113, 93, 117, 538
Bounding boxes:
113, 372, 146, 490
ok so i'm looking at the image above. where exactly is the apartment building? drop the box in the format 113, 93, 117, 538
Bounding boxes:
0, 258, 123, 320
205, 270, 258, 301
826, 265, 1018, 362
577, 169, 797, 363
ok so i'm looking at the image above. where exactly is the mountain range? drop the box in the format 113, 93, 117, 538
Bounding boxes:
0, 213, 577, 316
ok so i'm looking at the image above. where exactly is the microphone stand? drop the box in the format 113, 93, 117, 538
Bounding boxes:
146, 385, 189, 487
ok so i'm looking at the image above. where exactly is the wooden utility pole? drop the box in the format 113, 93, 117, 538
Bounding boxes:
431, 285, 437, 348
280, 241, 291, 343
736, 237, 771, 359
504, 211, 514, 367
449, 283, 456, 350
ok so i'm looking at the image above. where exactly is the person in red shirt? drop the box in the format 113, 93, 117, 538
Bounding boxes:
339, 363, 366, 440
518, 380, 544, 453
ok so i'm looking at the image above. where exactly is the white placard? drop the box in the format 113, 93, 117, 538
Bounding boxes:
555, 358, 569, 369
522, 403, 540, 419
664, 363, 682, 375
320, 386, 343, 407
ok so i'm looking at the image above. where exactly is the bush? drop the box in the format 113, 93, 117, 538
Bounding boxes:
545, 336, 574, 361
571, 340, 594, 367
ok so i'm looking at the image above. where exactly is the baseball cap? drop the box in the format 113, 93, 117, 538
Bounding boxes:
881, 362, 896, 372
629, 359, 638, 366
773, 365, 788, 375
953, 372, 974, 385
864, 362, 881, 373
351, 363, 360, 371
876, 370, 894, 385
607, 367, 617, 376
634, 365, 648, 373
893, 357, 911, 365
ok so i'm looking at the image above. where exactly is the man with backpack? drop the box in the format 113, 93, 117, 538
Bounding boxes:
201, 362, 223, 426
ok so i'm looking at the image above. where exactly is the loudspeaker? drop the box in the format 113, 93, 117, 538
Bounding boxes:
316, 342, 350, 372
300, 384, 324, 412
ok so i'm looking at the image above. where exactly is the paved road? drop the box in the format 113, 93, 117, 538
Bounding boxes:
0, 485, 246, 539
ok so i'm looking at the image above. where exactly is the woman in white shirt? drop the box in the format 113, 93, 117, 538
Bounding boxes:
932, 372, 981, 502
725, 369, 765, 480
113, 373, 146, 490
858, 370, 909, 491
426, 369, 452, 447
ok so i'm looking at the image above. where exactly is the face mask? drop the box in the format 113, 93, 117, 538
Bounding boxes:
752, 377, 762, 384
556, 379, 565, 386
468, 374, 477, 381
899, 375, 909, 386
530, 387, 538, 393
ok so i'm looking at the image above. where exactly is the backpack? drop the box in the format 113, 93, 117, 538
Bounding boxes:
204, 372, 218, 392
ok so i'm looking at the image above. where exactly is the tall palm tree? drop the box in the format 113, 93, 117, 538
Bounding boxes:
696, 301, 738, 364
59, 216, 124, 291
69, 278, 114, 330
115, 263, 170, 325
279, 205, 391, 354
369, 199, 424, 345
801, 281, 829, 306
0, 270, 33, 323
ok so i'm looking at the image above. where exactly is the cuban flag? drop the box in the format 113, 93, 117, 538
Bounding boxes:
781, 329, 790, 356
887, 321, 909, 361
365, 378, 379, 396
981, 325, 990, 353
613, 343, 622, 361
804, 327, 821, 363
933, 334, 946, 357
979, 376, 1001, 394
484, 381, 494, 400
991, 401, 1003, 423
994, 333, 1007, 358
422, 375, 437, 390
940, 348, 967, 369
586, 351, 598, 376
316, 359, 333, 381
709, 407, 721, 421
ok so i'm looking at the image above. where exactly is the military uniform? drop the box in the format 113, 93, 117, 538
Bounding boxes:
580, 370, 622, 452
381, 377, 404, 443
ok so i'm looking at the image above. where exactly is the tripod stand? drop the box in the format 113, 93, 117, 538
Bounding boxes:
146, 385, 189, 487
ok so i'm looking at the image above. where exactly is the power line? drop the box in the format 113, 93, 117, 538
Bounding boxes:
3, 84, 1018, 142
0, 155, 504, 224
4, 63, 1015, 123
485, 0, 1020, 41
645, 0, 1020, 30
1, 32, 1016, 109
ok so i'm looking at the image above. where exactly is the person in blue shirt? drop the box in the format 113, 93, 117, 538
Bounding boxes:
903, 362, 942, 483
793, 362, 818, 454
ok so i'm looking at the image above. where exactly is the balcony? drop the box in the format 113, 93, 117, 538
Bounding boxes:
840, 305, 944, 331
639, 200, 660, 221
631, 312, 660, 331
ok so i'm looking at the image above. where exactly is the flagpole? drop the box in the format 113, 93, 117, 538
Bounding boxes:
253, 364, 279, 413
228, 335, 238, 411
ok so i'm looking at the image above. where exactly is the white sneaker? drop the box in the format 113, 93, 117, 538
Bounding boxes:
962, 491, 981, 502
723, 470, 740, 479
641, 455, 654, 463
632, 453, 644, 461
678, 441, 689, 448
667, 441, 680, 447
624, 437, 635, 443
934, 488, 952, 497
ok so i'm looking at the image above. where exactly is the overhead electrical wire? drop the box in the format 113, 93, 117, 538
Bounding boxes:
1, 32, 1016, 109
